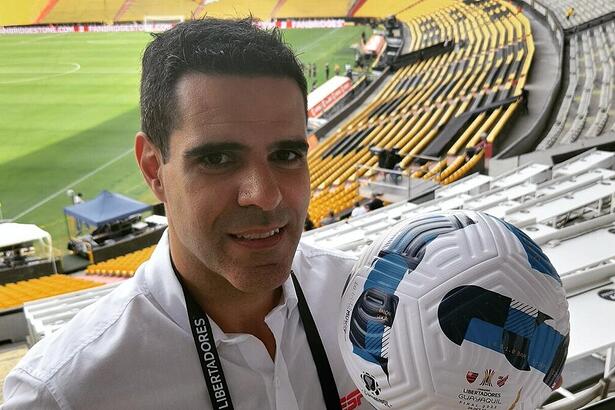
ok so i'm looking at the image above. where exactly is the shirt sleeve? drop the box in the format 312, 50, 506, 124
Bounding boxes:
2, 368, 62, 410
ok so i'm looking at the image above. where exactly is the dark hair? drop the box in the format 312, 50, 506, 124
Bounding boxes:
140, 17, 307, 161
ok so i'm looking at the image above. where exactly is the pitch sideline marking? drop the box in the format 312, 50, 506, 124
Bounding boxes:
0, 62, 80, 85
11, 148, 135, 222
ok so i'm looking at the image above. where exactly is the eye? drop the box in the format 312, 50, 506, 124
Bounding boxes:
272, 150, 302, 162
200, 152, 234, 167
270, 150, 306, 169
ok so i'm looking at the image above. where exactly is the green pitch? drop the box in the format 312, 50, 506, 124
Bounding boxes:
0, 25, 369, 252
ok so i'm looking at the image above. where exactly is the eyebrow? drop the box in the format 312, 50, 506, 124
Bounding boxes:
183, 139, 309, 159
183, 142, 244, 159
272, 139, 309, 153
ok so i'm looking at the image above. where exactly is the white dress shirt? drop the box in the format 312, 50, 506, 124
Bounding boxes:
350, 207, 367, 218
2, 231, 373, 410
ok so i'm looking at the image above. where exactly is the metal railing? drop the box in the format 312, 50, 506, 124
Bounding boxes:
355, 164, 412, 200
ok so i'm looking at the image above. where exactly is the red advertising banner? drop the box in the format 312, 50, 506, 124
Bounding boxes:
307, 76, 352, 119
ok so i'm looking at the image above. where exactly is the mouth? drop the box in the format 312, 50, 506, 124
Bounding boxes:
231, 227, 281, 240
229, 226, 286, 249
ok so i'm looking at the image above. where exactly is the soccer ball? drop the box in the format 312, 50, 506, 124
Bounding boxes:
338, 210, 569, 410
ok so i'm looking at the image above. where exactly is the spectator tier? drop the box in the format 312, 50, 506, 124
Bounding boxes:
308, 0, 534, 225
0, 274, 101, 310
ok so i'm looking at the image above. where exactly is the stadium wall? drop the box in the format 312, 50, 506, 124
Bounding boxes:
494, 0, 565, 161
0, 261, 61, 285
0, 0, 48, 26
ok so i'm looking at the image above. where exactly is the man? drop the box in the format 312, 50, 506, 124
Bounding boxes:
2, 18, 371, 410
367, 193, 383, 211
73, 192, 84, 204
350, 202, 367, 218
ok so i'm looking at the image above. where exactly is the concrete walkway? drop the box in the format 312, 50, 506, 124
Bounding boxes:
499, 7, 561, 152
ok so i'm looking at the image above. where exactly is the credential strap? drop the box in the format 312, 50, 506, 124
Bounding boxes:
182, 282, 235, 410
291, 271, 342, 410
179, 269, 342, 410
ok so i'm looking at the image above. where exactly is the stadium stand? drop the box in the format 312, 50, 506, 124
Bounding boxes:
117, 0, 195, 23
7, 0, 194, 25
0, 0, 50, 26
537, 20, 615, 150
39, 0, 125, 24
530, 0, 615, 30
15, 151, 615, 407
308, 0, 535, 225
192, 0, 279, 21
22, 282, 121, 345
353, 0, 457, 21
0, 0, 280, 25
85, 245, 155, 277
304, 149, 615, 258
3, 1, 615, 403
541, 212, 615, 280
273, 0, 349, 18
304, 150, 615, 402
0, 274, 100, 311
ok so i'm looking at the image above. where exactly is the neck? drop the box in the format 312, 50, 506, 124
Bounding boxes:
182, 273, 283, 334
169, 237, 283, 360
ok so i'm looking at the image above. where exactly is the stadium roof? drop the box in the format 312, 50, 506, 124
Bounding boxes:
63, 190, 151, 226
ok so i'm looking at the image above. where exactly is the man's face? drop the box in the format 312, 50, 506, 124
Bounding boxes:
153, 74, 309, 293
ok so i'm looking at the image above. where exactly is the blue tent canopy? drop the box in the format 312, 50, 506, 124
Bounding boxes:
63, 191, 151, 226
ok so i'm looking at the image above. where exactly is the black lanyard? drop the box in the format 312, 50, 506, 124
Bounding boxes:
175, 268, 342, 410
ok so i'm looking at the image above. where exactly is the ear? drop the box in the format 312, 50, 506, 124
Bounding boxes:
135, 132, 166, 203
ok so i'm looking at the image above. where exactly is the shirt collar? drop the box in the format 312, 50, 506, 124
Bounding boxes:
280, 273, 299, 320
140, 229, 300, 345
139, 230, 191, 334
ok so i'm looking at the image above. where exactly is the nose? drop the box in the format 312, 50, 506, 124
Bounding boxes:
237, 163, 282, 211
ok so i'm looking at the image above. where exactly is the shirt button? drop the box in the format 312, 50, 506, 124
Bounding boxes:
274, 377, 280, 388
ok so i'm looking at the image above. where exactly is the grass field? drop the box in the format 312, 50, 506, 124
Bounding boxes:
0, 26, 369, 252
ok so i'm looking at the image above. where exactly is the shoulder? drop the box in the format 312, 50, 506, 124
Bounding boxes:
292, 240, 357, 306
10, 275, 147, 385
296, 238, 356, 260
294, 240, 357, 279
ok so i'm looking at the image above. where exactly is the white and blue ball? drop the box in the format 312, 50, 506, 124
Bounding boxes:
338, 210, 569, 410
